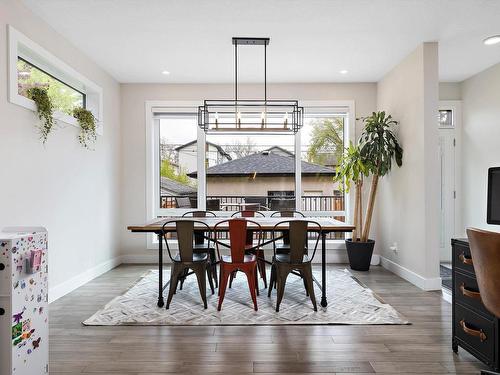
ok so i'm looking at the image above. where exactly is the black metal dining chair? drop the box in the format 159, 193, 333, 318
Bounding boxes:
270, 210, 306, 253
162, 219, 215, 309
180, 211, 218, 288
268, 220, 321, 312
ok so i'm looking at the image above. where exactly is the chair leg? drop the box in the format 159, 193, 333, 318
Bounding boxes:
303, 264, 317, 311
245, 264, 258, 311
302, 272, 309, 297
209, 248, 218, 288
268, 264, 276, 298
218, 266, 230, 311
275, 266, 290, 312
206, 263, 215, 295
179, 268, 188, 290
257, 249, 267, 289
193, 264, 208, 309
166, 263, 183, 309
254, 265, 259, 296
229, 270, 236, 288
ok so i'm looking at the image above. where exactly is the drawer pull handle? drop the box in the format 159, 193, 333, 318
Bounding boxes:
459, 253, 473, 265
460, 283, 482, 300
460, 319, 487, 342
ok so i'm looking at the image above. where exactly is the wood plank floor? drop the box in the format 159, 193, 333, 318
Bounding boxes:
49, 264, 488, 374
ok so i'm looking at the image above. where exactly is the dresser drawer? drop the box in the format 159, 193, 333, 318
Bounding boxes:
455, 304, 496, 364
454, 271, 492, 318
453, 242, 475, 276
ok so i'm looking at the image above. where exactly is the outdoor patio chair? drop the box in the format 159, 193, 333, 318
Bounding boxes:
270, 198, 296, 211
175, 196, 193, 208
161, 220, 215, 309
245, 197, 269, 211
268, 220, 322, 312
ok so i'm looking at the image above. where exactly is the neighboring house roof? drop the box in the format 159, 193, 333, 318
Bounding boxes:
264, 146, 294, 157
174, 140, 232, 160
188, 151, 336, 177
160, 177, 196, 195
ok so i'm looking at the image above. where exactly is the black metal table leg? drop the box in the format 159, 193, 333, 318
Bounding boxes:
157, 232, 164, 307
320, 231, 327, 307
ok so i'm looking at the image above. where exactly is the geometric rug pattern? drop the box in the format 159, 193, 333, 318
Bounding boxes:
83, 268, 409, 326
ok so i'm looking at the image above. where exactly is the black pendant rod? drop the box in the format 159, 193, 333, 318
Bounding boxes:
264, 43, 267, 102
235, 42, 238, 102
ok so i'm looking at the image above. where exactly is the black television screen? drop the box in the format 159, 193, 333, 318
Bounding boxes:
487, 167, 500, 225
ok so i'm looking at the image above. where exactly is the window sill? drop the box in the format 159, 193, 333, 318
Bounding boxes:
10, 93, 103, 134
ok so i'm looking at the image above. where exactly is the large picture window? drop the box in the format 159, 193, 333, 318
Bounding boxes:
147, 101, 354, 246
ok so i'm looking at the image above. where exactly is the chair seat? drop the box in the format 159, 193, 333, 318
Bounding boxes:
222, 254, 256, 264
173, 253, 208, 263
275, 253, 310, 264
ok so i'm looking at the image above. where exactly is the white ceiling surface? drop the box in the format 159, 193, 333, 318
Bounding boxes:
22, 0, 500, 83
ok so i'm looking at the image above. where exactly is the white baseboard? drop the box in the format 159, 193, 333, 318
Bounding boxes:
441, 287, 452, 304
49, 256, 122, 303
380, 256, 441, 291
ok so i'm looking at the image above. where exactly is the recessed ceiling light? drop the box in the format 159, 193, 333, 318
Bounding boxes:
483, 35, 500, 45
161, 70, 170, 75
339, 70, 348, 74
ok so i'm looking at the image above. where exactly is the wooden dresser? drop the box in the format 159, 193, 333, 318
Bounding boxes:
452, 238, 500, 371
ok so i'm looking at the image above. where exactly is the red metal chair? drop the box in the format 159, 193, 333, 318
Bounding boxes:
230, 210, 267, 288
214, 218, 263, 311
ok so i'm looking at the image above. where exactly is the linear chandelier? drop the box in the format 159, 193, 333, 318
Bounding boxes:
198, 37, 303, 133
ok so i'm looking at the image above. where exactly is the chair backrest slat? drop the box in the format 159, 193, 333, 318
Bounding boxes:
176, 221, 195, 262
229, 219, 248, 263
232, 210, 265, 218
289, 221, 309, 263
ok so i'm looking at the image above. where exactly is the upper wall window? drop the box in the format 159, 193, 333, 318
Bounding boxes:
17, 58, 86, 116
8, 25, 104, 134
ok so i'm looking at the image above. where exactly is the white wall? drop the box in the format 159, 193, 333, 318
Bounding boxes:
461, 62, 500, 232
0, 1, 122, 301
375, 43, 441, 290
439, 82, 462, 100
120, 83, 377, 260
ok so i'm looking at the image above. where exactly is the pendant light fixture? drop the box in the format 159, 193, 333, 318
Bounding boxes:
198, 37, 303, 133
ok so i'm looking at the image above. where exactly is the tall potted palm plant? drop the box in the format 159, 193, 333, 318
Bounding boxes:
336, 111, 403, 270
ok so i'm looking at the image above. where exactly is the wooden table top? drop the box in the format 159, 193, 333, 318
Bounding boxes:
127, 216, 355, 233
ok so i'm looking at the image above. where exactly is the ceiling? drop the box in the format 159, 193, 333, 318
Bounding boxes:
22, 0, 500, 83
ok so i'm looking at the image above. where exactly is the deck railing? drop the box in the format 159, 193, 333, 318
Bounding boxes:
160, 194, 345, 239
161, 194, 344, 213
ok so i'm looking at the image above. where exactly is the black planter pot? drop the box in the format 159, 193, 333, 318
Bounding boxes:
345, 239, 375, 271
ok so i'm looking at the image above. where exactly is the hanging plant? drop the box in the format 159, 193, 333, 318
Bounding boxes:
27, 87, 55, 144
73, 107, 97, 150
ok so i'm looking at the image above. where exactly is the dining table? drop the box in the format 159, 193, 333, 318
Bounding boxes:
127, 216, 354, 309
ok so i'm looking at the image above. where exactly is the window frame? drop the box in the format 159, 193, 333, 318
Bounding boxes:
7, 25, 104, 134
145, 100, 355, 250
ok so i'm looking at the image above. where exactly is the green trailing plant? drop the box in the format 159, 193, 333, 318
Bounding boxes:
334, 141, 369, 242
27, 87, 55, 144
73, 107, 97, 149
358, 111, 403, 242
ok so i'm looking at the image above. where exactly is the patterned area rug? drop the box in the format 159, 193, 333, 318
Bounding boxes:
83, 269, 409, 326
